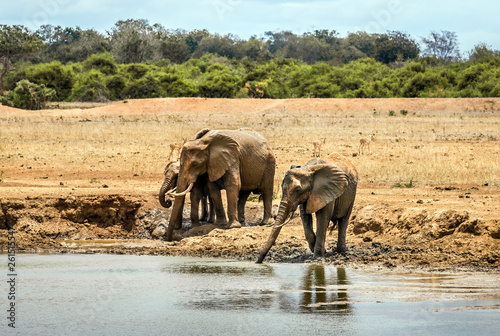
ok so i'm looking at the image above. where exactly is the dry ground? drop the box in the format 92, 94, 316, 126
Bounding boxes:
1, 98, 499, 271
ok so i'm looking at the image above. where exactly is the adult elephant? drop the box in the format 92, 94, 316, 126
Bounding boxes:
257, 153, 358, 263
166, 128, 276, 241
159, 160, 217, 226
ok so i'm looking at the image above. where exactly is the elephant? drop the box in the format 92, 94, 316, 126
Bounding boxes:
159, 160, 218, 226
166, 128, 276, 241
257, 153, 358, 263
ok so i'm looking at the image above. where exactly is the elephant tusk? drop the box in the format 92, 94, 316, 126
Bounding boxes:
272, 210, 296, 228
165, 187, 176, 197
167, 182, 194, 197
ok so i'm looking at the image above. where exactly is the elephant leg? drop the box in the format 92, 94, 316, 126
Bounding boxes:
166, 196, 185, 241
200, 195, 209, 222
313, 202, 334, 258
224, 171, 241, 229
300, 204, 315, 253
207, 195, 215, 223
238, 190, 251, 224
203, 184, 215, 223
190, 189, 202, 227
258, 159, 276, 226
336, 205, 353, 253
208, 182, 227, 226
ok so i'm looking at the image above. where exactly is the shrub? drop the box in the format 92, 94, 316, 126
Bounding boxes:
123, 73, 162, 98
0, 79, 55, 110
25, 61, 75, 101
122, 63, 151, 79
158, 73, 198, 97
197, 71, 241, 98
71, 70, 109, 102
105, 74, 127, 100
83, 52, 118, 75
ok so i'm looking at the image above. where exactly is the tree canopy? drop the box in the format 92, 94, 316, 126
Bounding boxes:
1, 21, 500, 107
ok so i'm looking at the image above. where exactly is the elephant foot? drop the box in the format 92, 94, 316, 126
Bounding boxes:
257, 219, 270, 226
337, 245, 347, 253
214, 218, 227, 227
228, 221, 242, 229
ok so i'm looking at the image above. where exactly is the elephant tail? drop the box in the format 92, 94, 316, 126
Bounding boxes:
329, 219, 339, 235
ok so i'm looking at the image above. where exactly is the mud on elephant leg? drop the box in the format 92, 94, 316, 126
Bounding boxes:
224, 171, 242, 229
335, 206, 353, 253
300, 204, 315, 252
238, 190, 251, 224
208, 182, 227, 226
313, 202, 334, 257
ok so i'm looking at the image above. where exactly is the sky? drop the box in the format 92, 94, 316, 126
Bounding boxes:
1, 0, 499, 55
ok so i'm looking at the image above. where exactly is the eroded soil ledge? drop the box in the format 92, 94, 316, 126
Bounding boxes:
1, 194, 498, 272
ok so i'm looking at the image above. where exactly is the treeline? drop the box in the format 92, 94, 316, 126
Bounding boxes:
1, 20, 500, 109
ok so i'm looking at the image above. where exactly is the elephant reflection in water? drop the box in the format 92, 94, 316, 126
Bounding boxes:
300, 265, 352, 314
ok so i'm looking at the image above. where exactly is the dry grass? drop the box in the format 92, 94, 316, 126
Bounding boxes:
1, 98, 499, 193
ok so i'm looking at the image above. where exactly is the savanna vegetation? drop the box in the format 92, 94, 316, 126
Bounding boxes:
1, 20, 500, 109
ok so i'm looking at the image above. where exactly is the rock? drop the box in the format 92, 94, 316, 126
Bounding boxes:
353, 206, 384, 235
151, 224, 167, 239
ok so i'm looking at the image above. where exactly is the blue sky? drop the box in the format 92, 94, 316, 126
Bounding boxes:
2, 0, 499, 55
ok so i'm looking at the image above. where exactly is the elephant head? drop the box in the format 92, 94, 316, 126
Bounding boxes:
257, 159, 349, 263
172, 130, 239, 196
159, 161, 180, 208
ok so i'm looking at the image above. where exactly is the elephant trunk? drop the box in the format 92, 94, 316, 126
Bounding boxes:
256, 202, 290, 263
159, 177, 175, 208
165, 176, 193, 241
166, 195, 185, 241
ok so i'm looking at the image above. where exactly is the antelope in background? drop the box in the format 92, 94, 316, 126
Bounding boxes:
359, 134, 374, 155
168, 138, 186, 160
312, 138, 326, 157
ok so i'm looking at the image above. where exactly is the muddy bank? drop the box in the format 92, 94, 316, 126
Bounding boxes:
1, 195, 498, 271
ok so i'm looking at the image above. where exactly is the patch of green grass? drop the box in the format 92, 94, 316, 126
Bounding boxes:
391, 177, 417, 188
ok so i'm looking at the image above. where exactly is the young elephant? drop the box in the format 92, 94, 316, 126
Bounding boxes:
257, 154, 358, 263
159, 161, 218, 226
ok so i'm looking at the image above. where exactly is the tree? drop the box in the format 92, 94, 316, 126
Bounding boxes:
36, 25, 86, 63
0, 25, 43, 94
159, 33, 190, 64
108, 19, 161, 63
375, 31, 420, 64
421, 31, 459, 61
468, 43, 500, 63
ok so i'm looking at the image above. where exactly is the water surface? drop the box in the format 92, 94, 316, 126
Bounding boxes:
2, 254, 499, 335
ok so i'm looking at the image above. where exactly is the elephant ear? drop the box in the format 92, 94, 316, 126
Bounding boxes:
306, 164, 348, 214
194, 128, 211, 139
205, 132, 240, 182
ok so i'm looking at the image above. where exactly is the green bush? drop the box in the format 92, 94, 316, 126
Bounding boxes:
122, 63, 151, 79
25, 61, 75, 101
105, 74, 127, 100
158, 73, 198, 97
0, 79, 55, 110
83, 52, 118, 75
123, 73, 162, 98
197, 71, 241, 98
71, 70, 109, 102
401, 71, 449, 98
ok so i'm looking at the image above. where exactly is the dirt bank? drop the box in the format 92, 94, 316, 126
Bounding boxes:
1, 190, 498, 271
